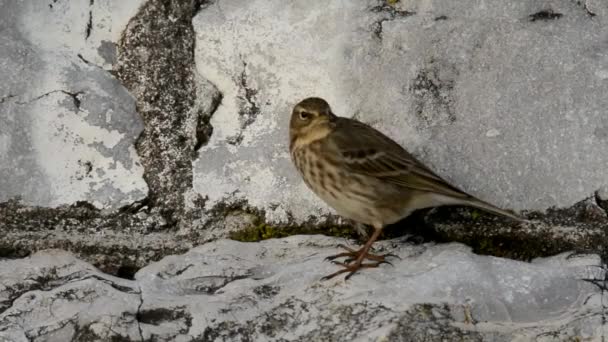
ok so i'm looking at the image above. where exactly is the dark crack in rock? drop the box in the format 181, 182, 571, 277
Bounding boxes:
192, 273, 253, 295
198, 297, 397, 341
409, 60, 457, 129
529, 9, 563, 22
415, 196, 608, 263
137, 307, 192, 335
195, 92, 222, 151
116, 0, 221, 225
85, 9, 93, 39
0, 251, 142, 341
0, 199, 196, 277
0, 267, 65, 315
0, 94, 17, 104
370, 2, 415, 39
596, 187, 608, 214
253, 285, 280, 299
574, 0, 597, 17
237, 60, 261, 130
387, 304, 485, 341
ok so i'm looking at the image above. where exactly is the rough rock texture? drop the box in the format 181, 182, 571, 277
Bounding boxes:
1, 237, 606, 341
1, 197, 606, 281
1, 1, 608, 340
116, 0, 222, 224
192, 0, 608, 225
0, 0, 148, 209
0, 250, 142, 341
0, 199, 197, 278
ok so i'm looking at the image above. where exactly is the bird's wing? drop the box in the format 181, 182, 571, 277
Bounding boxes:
328, 117, 470, 199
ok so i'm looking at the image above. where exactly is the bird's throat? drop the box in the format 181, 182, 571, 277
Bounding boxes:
290, 125, 332, 151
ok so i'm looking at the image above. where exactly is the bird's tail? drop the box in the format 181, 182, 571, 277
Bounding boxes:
462, 197, 524, 222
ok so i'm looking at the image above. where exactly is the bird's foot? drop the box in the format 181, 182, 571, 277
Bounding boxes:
322, 244, 397, 280
321, 260, 390, 281
324, 244, 399, 264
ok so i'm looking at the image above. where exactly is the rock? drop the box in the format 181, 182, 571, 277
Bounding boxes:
1, 2, 607, 340
0, 250, 142, 341
115, 0, 222, 223
1, 237, 606, 341
596, 186, 608, 212
0, 0, 147, 209
192, 0, 608, 225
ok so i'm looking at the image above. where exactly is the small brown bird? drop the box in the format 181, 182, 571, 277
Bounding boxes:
289, 97, 522, 280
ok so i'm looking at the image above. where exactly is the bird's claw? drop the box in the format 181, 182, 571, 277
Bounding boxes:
331, 259, 392, 267
324, 245, 399, 265
383, 253, 401, 260
322, 261, 388, 281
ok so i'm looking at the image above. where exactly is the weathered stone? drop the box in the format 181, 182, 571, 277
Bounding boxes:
0, 0, 148, 209
1, 1, 608, 340
596, 186, 608, 213
192, 0, 608, 226
0, 250, 142, 341
0, 200, 191, 278
116, 0, 222, 224
1, 237, 606, 341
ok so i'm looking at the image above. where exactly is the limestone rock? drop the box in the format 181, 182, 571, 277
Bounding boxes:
0, 0, 147, 208
1, 237, 606, 341
192, 0, 608, 225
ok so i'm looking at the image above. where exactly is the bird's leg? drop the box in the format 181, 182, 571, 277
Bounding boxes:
322, 225, 389, 280
324, 224, 398, 264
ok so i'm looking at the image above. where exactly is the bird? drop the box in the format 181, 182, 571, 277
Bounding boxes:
289, 97, 523, 280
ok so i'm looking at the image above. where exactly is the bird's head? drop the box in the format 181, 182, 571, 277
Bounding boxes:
289, 97, 336, 151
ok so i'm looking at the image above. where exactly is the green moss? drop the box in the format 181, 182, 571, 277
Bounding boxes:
463, 233, 575, 261
470, 209, 480, 220
229, 221, 359, 242
231, 203, 608, 263
429, 216, 601, 261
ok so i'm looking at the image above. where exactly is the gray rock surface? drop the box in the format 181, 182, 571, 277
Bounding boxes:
1, 236, 606, 341
115, 0, 222, 224
1, 1, 607, 341
0, 0, 147, 208
192, 0, 608, 225
0, 250, 142, 342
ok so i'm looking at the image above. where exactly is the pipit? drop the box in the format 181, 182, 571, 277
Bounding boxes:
289, 97, 522, 280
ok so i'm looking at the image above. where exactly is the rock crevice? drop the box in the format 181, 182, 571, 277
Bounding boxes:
116, 0, 222, 225
0, 239, 605, 341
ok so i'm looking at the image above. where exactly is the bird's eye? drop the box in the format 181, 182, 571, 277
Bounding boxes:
299, 111, 311, 120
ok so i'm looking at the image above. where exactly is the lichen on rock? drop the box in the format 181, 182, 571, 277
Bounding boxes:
1, 0, 608, 339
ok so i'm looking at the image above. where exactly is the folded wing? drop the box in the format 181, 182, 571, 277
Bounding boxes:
330, 117, 471, 200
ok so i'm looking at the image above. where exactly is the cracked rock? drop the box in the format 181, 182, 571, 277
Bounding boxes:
192, 0, 608, 228
0, 250, 141, 341
1, 0, 608, 339
116, 0, 222, 224
596, 186, 608, 213
1, 236, 606, 341
0, 0, 148, 209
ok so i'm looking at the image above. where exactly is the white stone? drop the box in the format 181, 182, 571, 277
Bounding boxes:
485, 128, 501, 137
0, 0, 148, 208
0, 250, 141, 341
597, 185, 608, 202
1, 237, 605, 340
192, 0, 608, 225
596, 70, 608, 80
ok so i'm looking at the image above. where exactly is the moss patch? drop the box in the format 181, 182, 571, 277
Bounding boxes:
229, 221, 359, 242
229, 199, 607, 264
420, 203, 607, 262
